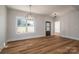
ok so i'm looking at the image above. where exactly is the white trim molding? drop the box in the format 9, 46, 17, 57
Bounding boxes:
7, 35, 45, 42
60, 35, 79, 40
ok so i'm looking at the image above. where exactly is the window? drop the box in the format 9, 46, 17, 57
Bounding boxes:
16, 17, 34, 34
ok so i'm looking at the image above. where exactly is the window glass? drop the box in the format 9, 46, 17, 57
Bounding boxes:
16, 17, 34, 34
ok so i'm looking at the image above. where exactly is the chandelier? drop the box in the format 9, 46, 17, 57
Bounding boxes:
26, 5, 33, 20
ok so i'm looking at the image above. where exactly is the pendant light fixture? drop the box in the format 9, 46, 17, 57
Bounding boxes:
27, 5, 33, 20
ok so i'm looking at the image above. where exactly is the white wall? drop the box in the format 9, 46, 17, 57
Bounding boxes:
7, 8, 54, 42
59, 9, 79, 40
0, 6, 7, 48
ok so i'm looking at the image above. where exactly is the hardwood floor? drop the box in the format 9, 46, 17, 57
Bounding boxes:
1, 36, 79, 54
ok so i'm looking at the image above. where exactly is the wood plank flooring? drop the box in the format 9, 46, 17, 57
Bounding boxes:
1, 36, 79, 54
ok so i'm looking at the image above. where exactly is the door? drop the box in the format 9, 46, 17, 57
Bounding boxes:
45, 21, 51, 36
54, 20, 60, 35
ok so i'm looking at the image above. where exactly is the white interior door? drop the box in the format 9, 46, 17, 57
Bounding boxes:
54, 20, 60, 35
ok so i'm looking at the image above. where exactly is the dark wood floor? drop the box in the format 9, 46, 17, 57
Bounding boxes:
1, 36, 79, 54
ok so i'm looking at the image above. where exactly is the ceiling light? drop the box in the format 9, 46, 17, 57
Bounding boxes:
51, 12, 57, 18
26, 5, 33, 20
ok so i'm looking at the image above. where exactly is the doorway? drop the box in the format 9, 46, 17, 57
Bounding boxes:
45, 21, 51, 36
54, 20, 60, 36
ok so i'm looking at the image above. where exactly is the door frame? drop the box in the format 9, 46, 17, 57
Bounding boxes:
54, 20, 60, 36
45, 21, 51, 36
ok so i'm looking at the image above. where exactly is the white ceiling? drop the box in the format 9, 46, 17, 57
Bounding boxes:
7, 5, 77, 16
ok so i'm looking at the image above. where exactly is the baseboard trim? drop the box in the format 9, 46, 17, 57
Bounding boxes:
7, 35, 45, 43
60, 35, 79, 40
0, 45, 8, 53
